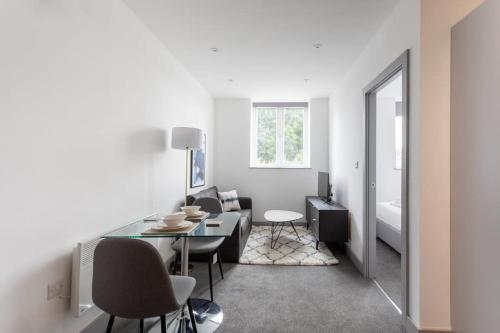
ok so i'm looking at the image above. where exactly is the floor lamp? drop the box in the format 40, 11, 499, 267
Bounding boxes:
171, 127, 203, 207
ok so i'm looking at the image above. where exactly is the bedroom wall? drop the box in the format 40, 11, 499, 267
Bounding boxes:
329, 0, 421, 323
451, 1, 499, 331
376, 97, 401, 203
214, 98, 329, 222
0, 1, 214, 332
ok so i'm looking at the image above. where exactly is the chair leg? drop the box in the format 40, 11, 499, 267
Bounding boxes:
208, 252, 214, 302
173, 252, 180, 275
106, 315, 115, 333
139, 318, 144, 333
217, 248, 224, 279
187, 298, 198, 333
160, 315, 166, 333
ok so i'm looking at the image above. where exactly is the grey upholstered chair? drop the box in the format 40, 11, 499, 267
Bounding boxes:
172, 197, 225, 302
93, 238, 198, 333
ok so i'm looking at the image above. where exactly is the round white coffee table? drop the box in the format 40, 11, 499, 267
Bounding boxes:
264, 210, 303, 248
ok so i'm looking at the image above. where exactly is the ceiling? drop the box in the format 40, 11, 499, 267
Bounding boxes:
125, 0, 399, 101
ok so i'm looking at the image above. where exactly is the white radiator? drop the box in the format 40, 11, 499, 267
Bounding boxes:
71, 237, 101, 317
70, 214, 160, 317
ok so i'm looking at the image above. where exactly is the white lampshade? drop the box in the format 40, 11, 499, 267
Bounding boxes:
171, 127, 203, 150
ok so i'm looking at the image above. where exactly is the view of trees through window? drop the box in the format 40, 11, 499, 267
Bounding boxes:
256, 108, 277, 164
284, 108, 304, 164
253, 105, 307, 167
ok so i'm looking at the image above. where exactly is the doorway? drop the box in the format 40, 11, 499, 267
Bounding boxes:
363, 51, 409, 319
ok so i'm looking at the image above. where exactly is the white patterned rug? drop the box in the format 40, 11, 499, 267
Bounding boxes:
239, 225, 339, 266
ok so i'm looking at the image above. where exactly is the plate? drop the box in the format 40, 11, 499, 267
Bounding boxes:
187, 210, 206, 217
152, 220, 193, 231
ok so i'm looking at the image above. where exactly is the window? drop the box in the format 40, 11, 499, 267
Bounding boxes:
394, 102, 403, 170
251, 102, 310, 168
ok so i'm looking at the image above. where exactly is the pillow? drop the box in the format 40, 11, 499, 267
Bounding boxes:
218, 190, 241, 212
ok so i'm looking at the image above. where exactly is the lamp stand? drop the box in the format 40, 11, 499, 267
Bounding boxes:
185, 147, 189, 207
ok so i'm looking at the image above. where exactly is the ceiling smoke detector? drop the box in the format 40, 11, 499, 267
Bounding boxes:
210, 47, 219, 53
313, 43, 322, 49
304, 79, 311, 83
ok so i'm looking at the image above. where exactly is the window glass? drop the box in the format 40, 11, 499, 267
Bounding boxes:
284, 108, 304, 164
251, 104, 309, 168
256, 108, 277, 165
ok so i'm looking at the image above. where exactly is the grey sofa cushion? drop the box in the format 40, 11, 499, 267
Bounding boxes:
239, 209, 252, 238
187, 186, 218, 206
239, 209, 252, 221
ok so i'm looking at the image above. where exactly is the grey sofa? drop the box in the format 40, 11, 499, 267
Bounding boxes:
187, 186, 252, 263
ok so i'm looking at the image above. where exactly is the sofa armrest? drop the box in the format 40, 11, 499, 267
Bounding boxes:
238, 197, 252, 210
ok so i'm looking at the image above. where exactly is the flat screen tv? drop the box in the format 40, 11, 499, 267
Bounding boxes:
318, 172, 330, 200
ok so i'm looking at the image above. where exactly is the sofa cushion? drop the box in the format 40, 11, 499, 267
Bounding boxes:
239, 209, 252, 222
187, 186, 218, 206
218, 190, 241, 211
239, 209, 252, 237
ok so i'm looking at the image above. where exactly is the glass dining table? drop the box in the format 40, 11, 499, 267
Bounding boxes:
101, 211, 241, 333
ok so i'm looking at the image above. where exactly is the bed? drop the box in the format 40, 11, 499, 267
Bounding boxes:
376, 201, 401, 253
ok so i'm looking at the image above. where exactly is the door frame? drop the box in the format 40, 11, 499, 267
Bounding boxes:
362, 50, 410, 319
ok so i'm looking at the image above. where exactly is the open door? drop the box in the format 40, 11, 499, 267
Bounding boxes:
363, 51, 409, 320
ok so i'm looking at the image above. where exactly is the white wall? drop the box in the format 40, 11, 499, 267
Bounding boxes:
329, 0, 421, 323
0, 1, 213, 332
451, 2, 499, 332
376, 97, 402, 203
214, 98, 329, 222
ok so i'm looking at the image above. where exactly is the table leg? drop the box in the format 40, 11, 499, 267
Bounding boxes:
181, 238, 223, 333
148, 237, 224, 333
173, 238, 190, 333
181, 238, 189, 276
270, 222, 285, 249
289, 222, 301, 241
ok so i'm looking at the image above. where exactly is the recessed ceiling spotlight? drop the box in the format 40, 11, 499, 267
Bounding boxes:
304, 78, 311, 83
313, 43, 322, 49
210, 47, 218, 53
228, 79, 234, 83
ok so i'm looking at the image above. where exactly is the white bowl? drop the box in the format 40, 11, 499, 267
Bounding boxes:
181, 205, 201, 216
163, 212, 186, 227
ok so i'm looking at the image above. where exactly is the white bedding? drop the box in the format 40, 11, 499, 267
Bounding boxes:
376, 202, 401, 231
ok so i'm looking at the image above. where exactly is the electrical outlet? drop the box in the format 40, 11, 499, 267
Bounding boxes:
47, 279, 65, 300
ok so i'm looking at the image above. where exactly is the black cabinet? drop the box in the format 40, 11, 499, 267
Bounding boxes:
305, 196, 348, 249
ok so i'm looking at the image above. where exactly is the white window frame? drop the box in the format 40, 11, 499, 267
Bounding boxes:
250, 102, 310, 168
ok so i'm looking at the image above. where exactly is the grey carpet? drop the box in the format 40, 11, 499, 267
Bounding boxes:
86, 249, 403, 333
376, 238, 402, 308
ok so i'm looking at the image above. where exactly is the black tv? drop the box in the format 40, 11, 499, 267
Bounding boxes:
318, 172, 330, 200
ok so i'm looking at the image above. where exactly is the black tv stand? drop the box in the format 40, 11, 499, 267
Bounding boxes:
305, 196, 349, 249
